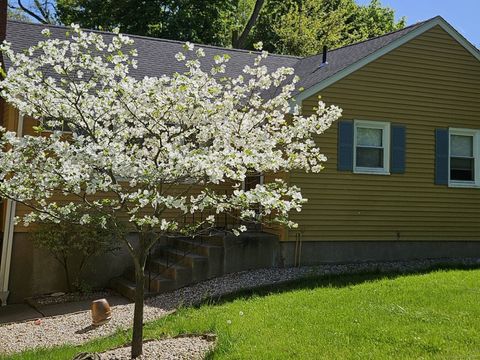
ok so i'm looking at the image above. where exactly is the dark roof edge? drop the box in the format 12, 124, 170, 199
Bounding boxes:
304, 16, 435, 59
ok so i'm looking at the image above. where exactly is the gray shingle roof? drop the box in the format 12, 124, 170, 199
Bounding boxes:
4, 20, 299, 81
4, 18, 433, 97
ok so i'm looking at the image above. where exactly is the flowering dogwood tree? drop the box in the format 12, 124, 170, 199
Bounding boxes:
0, 26, 341, 357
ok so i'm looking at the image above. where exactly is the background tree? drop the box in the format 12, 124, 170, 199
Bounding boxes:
231, 0, 264, 49
251, 0, 406, 56
11, 0, 405, 55
7, 6, 30, 21
8, 0, 58, 23
56, 0, 260, 47
0, 27, 341, 357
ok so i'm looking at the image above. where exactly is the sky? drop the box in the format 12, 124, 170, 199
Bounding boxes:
356, 0, 480, 47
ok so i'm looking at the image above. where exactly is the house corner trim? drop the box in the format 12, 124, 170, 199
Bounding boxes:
0, 112, 23, 306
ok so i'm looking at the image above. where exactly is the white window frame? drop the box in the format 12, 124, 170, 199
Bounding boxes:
353, 120, 390, 175
448, 128, 480, 188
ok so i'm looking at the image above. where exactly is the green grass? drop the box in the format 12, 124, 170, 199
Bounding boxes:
4, 268, 480, 359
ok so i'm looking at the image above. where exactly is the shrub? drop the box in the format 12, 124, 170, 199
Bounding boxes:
32, 219, 120, 292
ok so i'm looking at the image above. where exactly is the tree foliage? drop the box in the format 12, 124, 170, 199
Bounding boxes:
251, 0, 405, 56
56, 0, 238, 46
53, 0, 404, 55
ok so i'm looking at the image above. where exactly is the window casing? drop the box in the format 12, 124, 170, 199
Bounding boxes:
449, 128, 480, 187
354, 120, 390, 174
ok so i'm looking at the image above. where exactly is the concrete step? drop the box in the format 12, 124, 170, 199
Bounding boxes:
171, 238, 224, 258
110, 277, 138, 301
112, 233, 229, 299
161, 247, 207, 264
111, 277, 157, 301
167, 234, 225, 247
124, 267, 176, 294
162, 248, 210, 282
144, 273, 176, 293
147, 258, 192, 285
176, 240, 224, 277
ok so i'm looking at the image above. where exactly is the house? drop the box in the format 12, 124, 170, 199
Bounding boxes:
1, 15, 480, 304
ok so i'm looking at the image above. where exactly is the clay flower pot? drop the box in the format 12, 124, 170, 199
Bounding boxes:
91, 298, 112, 326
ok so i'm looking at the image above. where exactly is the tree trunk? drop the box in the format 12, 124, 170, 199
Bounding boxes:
131, 263, 145, 358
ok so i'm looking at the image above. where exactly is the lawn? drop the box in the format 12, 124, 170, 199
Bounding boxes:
4, 268, 480, 359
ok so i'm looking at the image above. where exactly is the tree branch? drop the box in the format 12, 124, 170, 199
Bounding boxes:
15, 0, 49, 24
232, 0, 265, 49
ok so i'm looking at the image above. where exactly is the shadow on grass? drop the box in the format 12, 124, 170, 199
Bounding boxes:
196, 261, 480, 309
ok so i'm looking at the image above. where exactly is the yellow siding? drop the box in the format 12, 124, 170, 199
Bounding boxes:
14, 184, 235, 233
291, 25, 480, 241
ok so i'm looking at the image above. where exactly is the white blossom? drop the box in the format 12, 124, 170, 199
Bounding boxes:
0, 24, 342, 236
175, 52, 186, 61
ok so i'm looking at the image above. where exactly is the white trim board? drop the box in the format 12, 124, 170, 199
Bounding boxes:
0, 113, 23, 306
292, 16, 480, 108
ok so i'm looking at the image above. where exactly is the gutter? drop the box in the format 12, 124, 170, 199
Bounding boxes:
0, 112, 23, 306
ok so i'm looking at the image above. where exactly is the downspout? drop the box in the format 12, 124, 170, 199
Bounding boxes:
0, 112, 23, 306
0, 0, 11, 306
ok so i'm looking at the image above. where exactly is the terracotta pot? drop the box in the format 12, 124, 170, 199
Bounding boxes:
91, 298, 112, 326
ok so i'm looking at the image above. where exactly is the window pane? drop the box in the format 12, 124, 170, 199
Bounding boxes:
451, 135, 473, 157
357, 127, 382, 147
450, 157, 474, 181
356, 147, 383, 168
244, 174, 262, 191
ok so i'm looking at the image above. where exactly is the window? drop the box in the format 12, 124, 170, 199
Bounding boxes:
40, 117, 72, 133
448, 129, 479, 186
354, 120, 390, 174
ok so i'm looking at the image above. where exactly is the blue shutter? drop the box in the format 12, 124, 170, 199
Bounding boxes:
390, 124, 406, 174
337, 120, 354, 171
435, 128, 449, 185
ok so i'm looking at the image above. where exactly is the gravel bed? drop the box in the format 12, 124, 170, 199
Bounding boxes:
1, 257, 478, 355
146, 257, 480, 310
99, 335, 215, 359
28, 290, 112, 306
0, 303, 169, 354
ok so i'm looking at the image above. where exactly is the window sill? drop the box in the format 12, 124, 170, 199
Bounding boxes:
448, 182, 480, 188
41, 130, 73, 135
353, 169, 390, 176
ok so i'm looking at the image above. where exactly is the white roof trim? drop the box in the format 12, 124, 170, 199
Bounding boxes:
292, 16, 480, 109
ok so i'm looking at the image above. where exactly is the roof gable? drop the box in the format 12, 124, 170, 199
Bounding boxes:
292, 16, 480, 107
